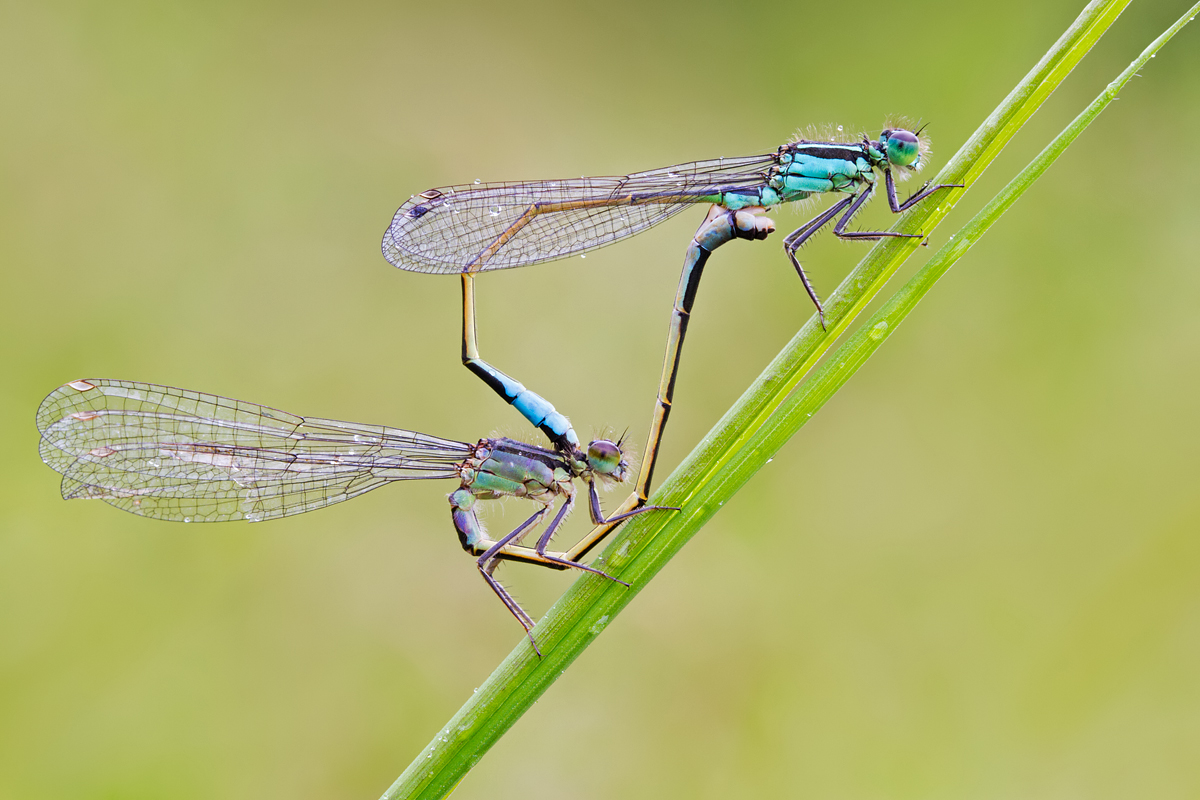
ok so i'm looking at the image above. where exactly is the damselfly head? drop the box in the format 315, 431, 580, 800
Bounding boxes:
879, 124, 933, 174
881, 129, 921, 169
586, 438, 628, 483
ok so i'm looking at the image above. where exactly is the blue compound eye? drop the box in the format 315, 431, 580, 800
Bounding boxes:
885, 129, 921, 168
586, 439, 622, 476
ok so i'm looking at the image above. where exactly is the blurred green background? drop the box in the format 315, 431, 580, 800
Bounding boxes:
3, 1, 1199, 797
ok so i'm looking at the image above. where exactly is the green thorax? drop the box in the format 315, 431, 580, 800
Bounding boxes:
460, 438, 570, 500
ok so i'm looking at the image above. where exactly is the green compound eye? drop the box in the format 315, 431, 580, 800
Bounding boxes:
884, 129, 921, 168
587, 439, 622, 476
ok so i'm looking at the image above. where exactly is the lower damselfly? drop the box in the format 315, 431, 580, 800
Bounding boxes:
37, 379, 670, 653
382, 126, 962, 541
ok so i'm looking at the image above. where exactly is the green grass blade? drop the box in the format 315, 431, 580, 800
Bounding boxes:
379, 1, 1172, 797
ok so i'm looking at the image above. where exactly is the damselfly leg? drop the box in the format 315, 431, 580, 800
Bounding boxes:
785, 175, 963, 328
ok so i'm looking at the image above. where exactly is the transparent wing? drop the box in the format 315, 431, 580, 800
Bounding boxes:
382, 153, 778, 274
36, 379, 474, 523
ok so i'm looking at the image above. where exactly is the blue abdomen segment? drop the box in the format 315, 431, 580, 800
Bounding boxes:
465, 358, 579, 451
512, 392, 575, 447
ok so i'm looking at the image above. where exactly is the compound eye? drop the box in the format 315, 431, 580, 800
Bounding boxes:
886, 129, 920, 167
587, 439, 621, 476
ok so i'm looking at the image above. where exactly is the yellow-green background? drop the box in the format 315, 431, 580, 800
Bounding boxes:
3, 1, 1198, 797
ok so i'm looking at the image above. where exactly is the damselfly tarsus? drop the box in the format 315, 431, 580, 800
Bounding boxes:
382, 126, 962, 543
36, 379, 669, 653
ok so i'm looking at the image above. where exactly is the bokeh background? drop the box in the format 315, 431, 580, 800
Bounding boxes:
3, 1, 1199, 798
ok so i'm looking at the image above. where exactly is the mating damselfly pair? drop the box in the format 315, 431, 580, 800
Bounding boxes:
38, 125, 960, 652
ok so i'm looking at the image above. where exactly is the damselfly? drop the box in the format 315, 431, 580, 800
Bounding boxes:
381, 126, 962, 538
37, 379, 668, 653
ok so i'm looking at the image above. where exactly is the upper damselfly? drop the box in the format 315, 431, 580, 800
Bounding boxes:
37, 379, 669, 653
381, 126, 962, 543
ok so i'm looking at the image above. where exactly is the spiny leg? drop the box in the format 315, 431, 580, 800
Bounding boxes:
461, 273, 578, 453
835, 181, 926, 241
884, 168, 963, 213
530, 477, 674, 583
829, 182, 924, 242
586, 478, 674, 527
785, 185, 926, 330
476, 504, 551, 653
784, 176, 963, 327
523, 492, 628, 587
782, 194, 857, 327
